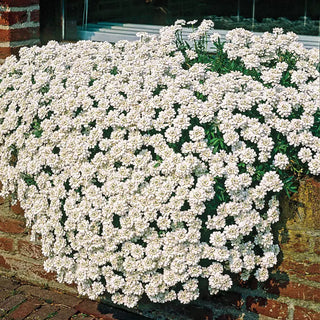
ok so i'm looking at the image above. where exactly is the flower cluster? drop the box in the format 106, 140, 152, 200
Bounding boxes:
0, 22, 319, 308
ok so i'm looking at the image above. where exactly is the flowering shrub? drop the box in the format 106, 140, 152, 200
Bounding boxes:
0, 20, 319, 308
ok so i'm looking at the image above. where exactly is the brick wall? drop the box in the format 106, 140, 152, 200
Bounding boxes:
0, 182, 77, 296
0, 0, 40, 64
0, 177, 319, 320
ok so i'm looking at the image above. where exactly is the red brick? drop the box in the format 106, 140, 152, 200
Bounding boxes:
1, 0, 39, 7
294, 306, 320, 320
25, 304, 58, 320
278, 260, 320, 282
279, 259, 305, 275
0, 237, 14, 251
0, 217, 25, 234
265, 280, 320, 303
11, 200, 25, 215
0, 294, 26, 312
0, 47, 22, 60
2, 257, 59, 282
0, 27, 39, 42
18, 240, 42, 260
50, 306, 77, 320
305, 263, 320, 282
0, 254, 11, 270
0, 47, 11, 61
17, 285, 82, 307
33, 268, 57, 281
306, 263, 320, 274
280, 231, 310, 253
30, 9, 40, 22
0, 11, 28, 26
9, 298, 43, 320
246, 296, 288, 320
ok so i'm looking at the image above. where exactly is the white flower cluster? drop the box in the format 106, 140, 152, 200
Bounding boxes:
0, 22, 319, 308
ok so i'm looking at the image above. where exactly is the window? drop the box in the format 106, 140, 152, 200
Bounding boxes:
63, 0, 319, 47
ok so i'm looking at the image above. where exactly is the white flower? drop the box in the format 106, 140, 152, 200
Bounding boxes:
187, 20, 198, 25
0, 19, 318, 308
273, 153, 289, 170
189, 126, 205, 141
255, 267, 269, 282
175, 19, 186, 26
210, 33, 221, 43
185, 49, 198, 60
298, 147, 313, 163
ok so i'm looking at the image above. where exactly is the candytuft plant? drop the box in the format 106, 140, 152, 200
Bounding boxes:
0, 20, 319, 308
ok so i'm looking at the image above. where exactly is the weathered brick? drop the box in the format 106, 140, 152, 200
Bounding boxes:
305, 262, 320, 282
278, 259, 306, 275
9, 298, 43, 320
315, 238, 320, 255
50, 306, 77, 320
0, 289, 11, 302
278, 260, 320, 282
280, 230, 311, 253
0, 254, 11, 270
0, 11, 28, 26
29, 9, 40, 22
306, 263, 320, 274
2, 251, 54, 282
25, 304, 58, 320
294, 306, 320, 320
17, 285, 82, 307
70, 314, 93, 320
0, 27, 39, 42
0, 294, 25, 312
0, 236, 14, 251
18, 240, 42, 260
0, 276, 20, 290
33, 267, 57, 281
282, 177, 320, 230
246, 296, 288, 320
0, 217, 25, 234
264, 281, 320, 303
2, 257, 60, 282
11, 200, 25, 215
1, 0, 39, 7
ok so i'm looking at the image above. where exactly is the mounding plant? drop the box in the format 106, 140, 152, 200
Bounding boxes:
0, 20, 319, 308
